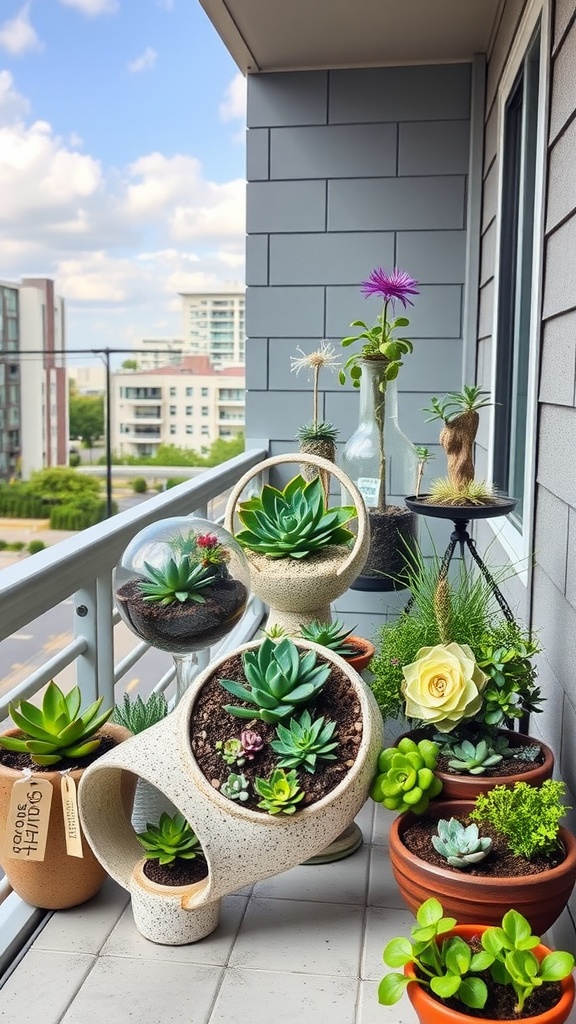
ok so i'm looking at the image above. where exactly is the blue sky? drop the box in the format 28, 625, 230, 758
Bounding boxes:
0, 0, 246, 365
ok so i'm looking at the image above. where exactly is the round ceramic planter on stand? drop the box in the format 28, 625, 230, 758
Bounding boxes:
0, 723, 132, 910
389, 799, 576, 934
405, 925, 576, 1024
79, 639, 383, 945
224, 453, 370, 632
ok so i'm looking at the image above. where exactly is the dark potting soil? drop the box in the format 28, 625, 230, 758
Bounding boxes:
117, 577, 248, 654
143, 856, 209, 888
190, 652, 363, 812
414, 937, 562, 1019
361, 506, 417, 579
402, 812, 566, 878
0, 732, 118, 773
436, 748, 545, 779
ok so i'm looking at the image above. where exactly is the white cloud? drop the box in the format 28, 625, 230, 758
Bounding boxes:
0, 70, 30, 125
0, 4, 43, 56
219, 73, 246, 122
170, 180, 245, 241
59, 0, 119, 15
127, 47, 157, 74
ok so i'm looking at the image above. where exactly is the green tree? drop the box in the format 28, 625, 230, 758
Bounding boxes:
121, 358, 138, 370
69, 394, 104, 449
28, 468, 101, 504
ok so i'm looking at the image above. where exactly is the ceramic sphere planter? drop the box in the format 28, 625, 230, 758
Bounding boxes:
405, 925, 575, 1024
79, 639, 383, 945
401, 728, 555, 802
224, 453, 370, 632
389, 800, 576, 935
0, 723, 132, 910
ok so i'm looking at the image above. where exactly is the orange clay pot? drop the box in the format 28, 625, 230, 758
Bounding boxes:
0, 723, 133, 910
406, 925, 575, 1024
389, 799, 576, 935
343, 636, 375, 673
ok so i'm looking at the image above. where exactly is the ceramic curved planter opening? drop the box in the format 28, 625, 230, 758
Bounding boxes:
79, 639, 383, 944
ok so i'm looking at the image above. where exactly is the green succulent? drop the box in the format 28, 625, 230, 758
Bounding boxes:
477, 624, 542, 727
219, 637, 331, 724
215, 737, 245, 766
431, 817, 493, 868
270, 709, 338, 773
424, 385, 492, 424
370, 736, 443, 814
138, 557, 217, 605
0, 680, 113, 766
298, 619, 357, 658
296, 421, 339, 443
444, 736, 511, 775
220, 772, 250, 802
136, 812, 204, 866
254, 768, 305, 815
112, 691, 168, 734
235, 474, 356, 560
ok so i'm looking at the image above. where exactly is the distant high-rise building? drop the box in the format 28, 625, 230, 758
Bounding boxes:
138, 339, 183, 370
0, 277, 67, 482
180, 288, 245, 367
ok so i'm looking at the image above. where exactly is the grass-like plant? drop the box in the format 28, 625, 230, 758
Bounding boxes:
270, 709, 338, 773
427, 478, 495, 506
112, 691, 168, 734
136, 811, 204, 866
470, 780, 569, 860
219, 637, 330, 724
0, 681, 113, 766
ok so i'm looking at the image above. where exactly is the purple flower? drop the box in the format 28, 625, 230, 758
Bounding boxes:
360, 268, 419, 308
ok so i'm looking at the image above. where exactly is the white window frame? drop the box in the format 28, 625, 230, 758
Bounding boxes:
487, 0, 550, 578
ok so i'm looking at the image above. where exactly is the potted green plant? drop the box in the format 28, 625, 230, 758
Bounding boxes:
224, 452, 370, 632
338, 266, 420, 590
78, 635, 383, 943
297, 619, 375, 673
378, 897, 575, 1024
112, 692, 175, 832
0, 681, 132, 909
388, 780, 576, 934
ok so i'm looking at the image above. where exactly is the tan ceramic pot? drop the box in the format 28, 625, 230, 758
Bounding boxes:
389, 799, 576, 934
130, 859, 219, 945
79, 639, 383, 944
0, 723, 132, 910
224, 453, 370, 631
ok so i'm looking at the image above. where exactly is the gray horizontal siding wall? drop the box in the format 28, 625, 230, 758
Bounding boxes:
244, 64, 472, 634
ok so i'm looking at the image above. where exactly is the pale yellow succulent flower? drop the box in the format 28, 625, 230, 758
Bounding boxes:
401, 642, 488, 733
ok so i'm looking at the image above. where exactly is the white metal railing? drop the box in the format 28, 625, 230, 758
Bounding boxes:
0, 447, 268, 975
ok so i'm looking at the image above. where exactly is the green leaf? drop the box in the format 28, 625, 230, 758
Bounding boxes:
382, 937, 414, 968
459, 976, 488, 1009
416, 898, 444, 928
377, 973, 410, 1006
539, 951, 575, 981
431, 974, 461, 999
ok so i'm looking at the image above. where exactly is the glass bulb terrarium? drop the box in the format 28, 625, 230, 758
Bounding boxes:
115, 517, 250, 702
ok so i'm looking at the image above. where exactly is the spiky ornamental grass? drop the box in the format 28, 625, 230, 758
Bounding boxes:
270, 709, 338, 773
219, 637, 330, 724
138, 557, 217, 605
235, 474, 356, 561
427, 478, 496, 506
136, 812, 204, 866
112, 691, 168, 734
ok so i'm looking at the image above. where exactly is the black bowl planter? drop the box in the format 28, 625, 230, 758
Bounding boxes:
351, 506, 418, 592
405, 495, 518, 522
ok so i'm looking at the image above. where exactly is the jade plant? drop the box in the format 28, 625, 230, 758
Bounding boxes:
254, 768, 305, 815
270, 709, 338, 773
219, 637, 330, 724
136, 812, 204, 866
234, 474, 356, 560
0, 680, 113, 766
370, 736, 443, 814
298, 619, 358, 658
431, 817, 492, 868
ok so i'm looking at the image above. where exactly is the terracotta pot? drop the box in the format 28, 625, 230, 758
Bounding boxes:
79, 639, 383, 943
224, 453, 370, 632
0, 723, 133, 910
343, 636, 375, 673
405, 924, 575, 1024
401, 728, 554, 801
389, 800, 576, 934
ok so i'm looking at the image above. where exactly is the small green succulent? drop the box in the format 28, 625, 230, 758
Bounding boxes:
431, 817, 492, 868
370, 736, 443, 814
270, 709, 338, 773
254, 768, 305, 815
219, 637, 331, 724
298, 619, 357, 658
235, 474, 356, 560
136, 812, 204, 866
215, 737, 245, 766
444, 737, 511, 775
112, 691, 168, 734
220, 772, 250, 802
0, 680, 113, 766
138, 557, 217, 605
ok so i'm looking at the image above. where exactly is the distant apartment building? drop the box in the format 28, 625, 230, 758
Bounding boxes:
138, 339, 183, 371
68, 364, 106, 396
0, 277, 67, 482
111, 355, 245, 459
180, 288, 245, 367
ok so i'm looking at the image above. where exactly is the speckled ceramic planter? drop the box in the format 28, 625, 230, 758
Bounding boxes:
224, 453, 370, 632
0, 723, 132, 910
79, 639, 383, 945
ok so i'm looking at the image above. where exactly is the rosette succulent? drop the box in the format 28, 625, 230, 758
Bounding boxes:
254, 768, 305, 815
270, 709, 338, 773
138, 557, 217, 605
370, 736, 443, 814
215, 737, 245, 766
401, 642, 489, 733
432, 817, 492, 868
443, 736, 511, 775
240, 729, 264, 759
0, 680, 113, 766
136, 812, 204, 866
219, 637, 330, 724
234, 474, 356, 560
220, 773, 250, 802
298, 619, 357, 658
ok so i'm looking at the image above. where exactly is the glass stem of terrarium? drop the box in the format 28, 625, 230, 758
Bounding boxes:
173, 651, 199, 704
362, 360, 387, 510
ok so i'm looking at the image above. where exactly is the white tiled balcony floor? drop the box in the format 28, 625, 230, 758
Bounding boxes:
3, 800, 576, 1024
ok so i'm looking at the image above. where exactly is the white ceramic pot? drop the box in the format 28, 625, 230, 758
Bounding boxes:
79, 639, 383, 944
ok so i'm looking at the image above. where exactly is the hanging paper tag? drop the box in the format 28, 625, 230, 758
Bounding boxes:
61, 774, 83, 858
5, 775, 53, 861
356, 477, 380, 507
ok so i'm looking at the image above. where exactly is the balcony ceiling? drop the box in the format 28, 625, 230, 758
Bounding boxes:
198, 0, 501, 73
